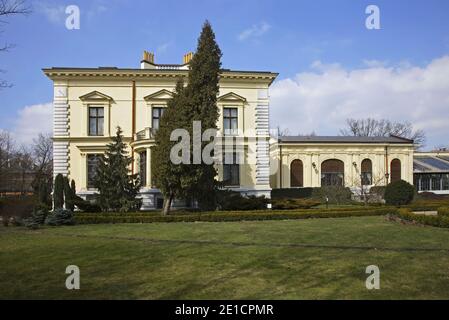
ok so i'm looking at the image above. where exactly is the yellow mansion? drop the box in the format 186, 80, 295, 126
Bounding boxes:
44, 51, 444, 210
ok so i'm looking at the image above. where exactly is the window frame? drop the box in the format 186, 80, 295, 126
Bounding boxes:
223, 107, 238, 136
87, 154, 102, 189
223, 152, 240, 187
88, 106, 104, 136
151, 106, 165, 131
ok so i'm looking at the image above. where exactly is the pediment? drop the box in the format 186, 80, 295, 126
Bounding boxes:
144, 89, 174, 101
79, 91, 113, 102
218, 92, 247, 103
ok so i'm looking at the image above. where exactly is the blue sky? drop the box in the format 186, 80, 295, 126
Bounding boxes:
1, 0, 449, 148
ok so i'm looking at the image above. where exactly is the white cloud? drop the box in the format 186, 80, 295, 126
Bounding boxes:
35, 2, 66, 24
238, 22, 271, 41
12, 103, 53, 144
270, 56, 449, 148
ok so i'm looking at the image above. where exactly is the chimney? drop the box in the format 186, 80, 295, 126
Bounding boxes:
142, 50, 155, 64
183, 52, 194, 64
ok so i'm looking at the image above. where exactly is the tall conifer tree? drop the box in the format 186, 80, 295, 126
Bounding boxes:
184, 20, 222, 210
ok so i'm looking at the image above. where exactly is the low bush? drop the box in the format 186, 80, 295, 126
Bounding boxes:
45, 208, 75, 226
75, 207, 396, 225
73, 196, 102, 213
392, 208, 449, 228
271, 188, 314, 199
370, 186, 386, 199
415, 192, 449, 201
216, 191, 268, 211
437, 207, 449, 217
384, 180, 415, 206
272, 198, 321, 210
311, 186, 353, 205
23, 204, 49, 229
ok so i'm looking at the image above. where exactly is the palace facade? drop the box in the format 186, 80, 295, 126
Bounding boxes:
43, 52, 449, 209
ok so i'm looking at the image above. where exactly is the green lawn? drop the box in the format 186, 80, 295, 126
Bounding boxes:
1, 216, 449, 299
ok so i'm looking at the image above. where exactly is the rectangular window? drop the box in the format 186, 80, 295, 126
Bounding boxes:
89, 107, 104, 136
431, 174, 442, 191
87, 154, 102, 189
152, 107, 165, 130
443, 174, 449, 190
139, 151, 147, 187
223, 108, 238, 135
223, 153, 240, 186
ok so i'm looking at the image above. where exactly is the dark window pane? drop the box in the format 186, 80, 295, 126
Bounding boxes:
223, 108, 238, 135
87, 154, 101, 188
139, 151, 147, 186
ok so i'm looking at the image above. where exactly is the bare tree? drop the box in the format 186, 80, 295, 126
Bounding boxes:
31, 132, 53, 192
0, 0, 31, 89
340, 118, 426, 149
0, 130, 15, 183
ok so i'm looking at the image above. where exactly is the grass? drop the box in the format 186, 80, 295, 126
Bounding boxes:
1, 216, 449, 299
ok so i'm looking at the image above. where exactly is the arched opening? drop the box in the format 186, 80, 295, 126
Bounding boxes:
391, 159, 401, 183
321, 159, 344, 186
290, 159, 303, 187
361, 159, 373, 186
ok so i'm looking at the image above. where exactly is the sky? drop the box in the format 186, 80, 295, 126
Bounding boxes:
0, 0, 448, 149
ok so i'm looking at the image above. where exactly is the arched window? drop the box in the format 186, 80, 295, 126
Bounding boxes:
391, 159, 401, 183
290, 160, 303, 187
361, 159, 373, 186
321, 159, 345, 186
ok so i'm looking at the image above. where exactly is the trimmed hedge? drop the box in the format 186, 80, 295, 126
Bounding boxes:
272, 198, 321, 210
75, 207, 397, 225
393, 208, 449, 228
271, 188, 314, 199
438, 207, 449, 217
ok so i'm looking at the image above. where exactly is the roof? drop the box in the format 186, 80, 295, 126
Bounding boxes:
414, 155, 449, 173
278, 135, 414, 144
42, 67, 279, 85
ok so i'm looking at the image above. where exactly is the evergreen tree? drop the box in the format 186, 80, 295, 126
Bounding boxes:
152, 80, 191, 215
94, 127, 141, 212
53, 174, 64, 209
184, 20, 222, 210
152, 20, 223, 213
63, 177, 75, 211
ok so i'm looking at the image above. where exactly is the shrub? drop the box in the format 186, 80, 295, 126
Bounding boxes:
45, 208, 75, 226
23, 204, 49, 229
216, 190, 268, 211
75, 207, 396, 225
393, 208, 449, 228
311, 186, 353, 205
271, 188, 314, 199
272, 198, 321, 210
53, 174, 64, 209
370, 186, 386, 199
438, 207, 449, 217
384, 180, 415, 206
73, 195, 102, 213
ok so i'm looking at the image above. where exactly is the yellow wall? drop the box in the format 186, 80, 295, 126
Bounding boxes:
270, 142, 415, 189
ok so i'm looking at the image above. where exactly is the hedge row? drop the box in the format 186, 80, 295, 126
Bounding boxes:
404, 201, 449, 211
75, 207, 397, 224
393, 208, 449, 228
